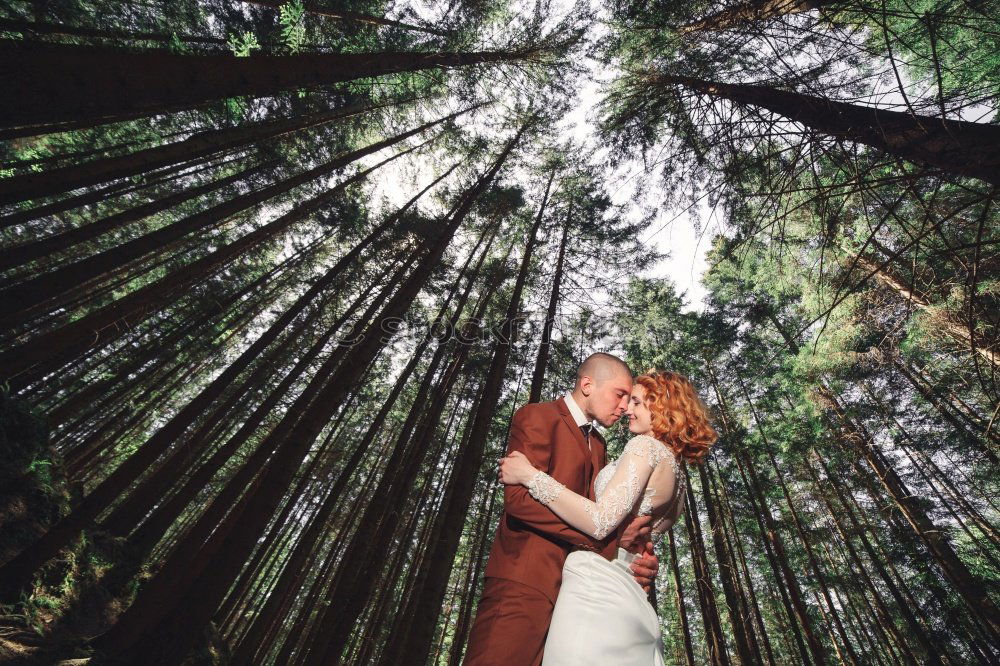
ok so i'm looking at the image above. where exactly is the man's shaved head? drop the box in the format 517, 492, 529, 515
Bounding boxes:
572, 353, 633, 427
575, 352, 632, 387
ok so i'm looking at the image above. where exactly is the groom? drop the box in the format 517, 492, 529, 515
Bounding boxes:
464, 353, 659, 666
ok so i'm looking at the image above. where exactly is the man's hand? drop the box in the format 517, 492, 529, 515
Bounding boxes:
620, 513, 652, 553
629, 541, 659, 594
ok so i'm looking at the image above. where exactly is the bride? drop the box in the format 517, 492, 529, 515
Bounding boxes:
498, 369, 717, 665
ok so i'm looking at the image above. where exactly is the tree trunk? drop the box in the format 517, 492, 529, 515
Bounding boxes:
668, 528, 697, 666
697, 463, 758, 665
389, 172, 551, 664
804, 454, 937, 665
242, 0, 452, 37
679, 0, 839, 34
682, 482, 731, 666
229, 221, 496, 665
0, 97, 402, 205
447, 487, 500, 666
0, 159, 272, 272
711, 459, 777, 665
94, 129, 524, 666
0, 145, 433, 597
651, 74, 1000, 185
90, 250, 418, 661
813, 385, 1000, 642
0, 18, 228, 45
849, 253, 999, 368
1, 109, 460, 327
528, 197, 568, 403
0, 150, 233, 231
705, 360, 827, 664
0, 112, 455, 391
0, 40, 544, 133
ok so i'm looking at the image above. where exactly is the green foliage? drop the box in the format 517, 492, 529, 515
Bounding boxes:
278, 0, 307, 54
227, 29, 261, 57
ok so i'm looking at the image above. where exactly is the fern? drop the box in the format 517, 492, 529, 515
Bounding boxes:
279, 0, 307, 54
227, 30, 261, 57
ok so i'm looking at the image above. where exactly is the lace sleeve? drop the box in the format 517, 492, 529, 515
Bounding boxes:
525, 435, 666, 539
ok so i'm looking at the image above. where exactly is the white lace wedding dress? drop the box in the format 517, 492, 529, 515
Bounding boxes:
524, 434, 686, 666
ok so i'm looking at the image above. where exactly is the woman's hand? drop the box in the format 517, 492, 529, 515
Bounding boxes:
497, 450, 539, 486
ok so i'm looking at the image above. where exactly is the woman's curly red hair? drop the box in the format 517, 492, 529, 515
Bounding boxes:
634, 370, 717, 464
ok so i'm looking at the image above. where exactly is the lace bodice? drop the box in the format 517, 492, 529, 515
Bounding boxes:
526, 433, 686, 540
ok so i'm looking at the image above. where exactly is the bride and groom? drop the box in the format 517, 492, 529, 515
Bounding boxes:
463, 352, 717, 665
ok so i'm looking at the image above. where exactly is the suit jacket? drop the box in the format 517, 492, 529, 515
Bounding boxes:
483, 397, 621, 603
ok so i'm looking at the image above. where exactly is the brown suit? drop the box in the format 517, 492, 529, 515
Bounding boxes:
463, 397, 621, 665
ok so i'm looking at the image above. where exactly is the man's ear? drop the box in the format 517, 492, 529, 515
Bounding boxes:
580, 375, 593, 397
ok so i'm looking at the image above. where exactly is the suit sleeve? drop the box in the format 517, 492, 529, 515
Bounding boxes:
503, 407, 610, 551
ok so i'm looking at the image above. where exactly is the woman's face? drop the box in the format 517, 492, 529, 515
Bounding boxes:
625, 384, 652, 435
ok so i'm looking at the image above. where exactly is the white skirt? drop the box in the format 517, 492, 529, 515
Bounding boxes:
542, 548, 666, 665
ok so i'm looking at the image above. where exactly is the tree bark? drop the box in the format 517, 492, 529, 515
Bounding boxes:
1, 110, 459, 327
390, 172, 552, 664
0, 159, 272, 272
0, 40, 543, 133
651, 74, 1000, 185
682, 482, 732, 666
0, 112, 456, 391
0, 97, 402, 205
93, 129, 525, 666
0, 132, 446, 598
0, 18, 228, 45
850, 253, 999, 368
242, 0, 452, 37
679, 0, 839, 34
528, 195, 568, 403
813, 385, 1000, 642
668, 528, 697, 666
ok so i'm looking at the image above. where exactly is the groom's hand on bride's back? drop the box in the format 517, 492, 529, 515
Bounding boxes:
621, 515, 659, 592
620, 513, 652, 552
629, 541, 659, 593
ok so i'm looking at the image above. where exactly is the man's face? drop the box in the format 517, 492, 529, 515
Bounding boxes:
590, 371, 633, 427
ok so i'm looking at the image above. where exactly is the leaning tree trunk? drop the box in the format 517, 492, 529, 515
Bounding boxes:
0, 113, 457, 392
0, 18, 228, 45
814, 385, 1000, 643
242, 0, 452, 37
79, 165, 458, 541
303, 211, 517, 666
0, 129, 453, 600
849, 253, 999, 369
668, 528, 698, 666
805, 451, 945, 665
228, 220, 496, 665
0, 159, 272, 272
528, 195, 568, 404
388, 172, 552, 665
682, 483, 732, 666
0, 40, 542, 133
679, 0, 839, 34
94, 130, 524, 666
90, 248, 419, 664
0, 108, 465, 327
696, 463, 758, 666
651, 74, 1000, 185
0, 96, 407, 205
0, 151, 240, 230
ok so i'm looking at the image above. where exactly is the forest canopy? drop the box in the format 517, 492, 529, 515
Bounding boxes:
0, 0, 998, 664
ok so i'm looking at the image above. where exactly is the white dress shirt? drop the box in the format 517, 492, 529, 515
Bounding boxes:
564, 393, 593, 450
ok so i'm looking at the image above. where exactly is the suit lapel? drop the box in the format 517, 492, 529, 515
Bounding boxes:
591, 430, 606, 474
555, 397, 592, 477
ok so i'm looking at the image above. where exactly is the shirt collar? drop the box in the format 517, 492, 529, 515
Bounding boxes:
563, 393, 591, 428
